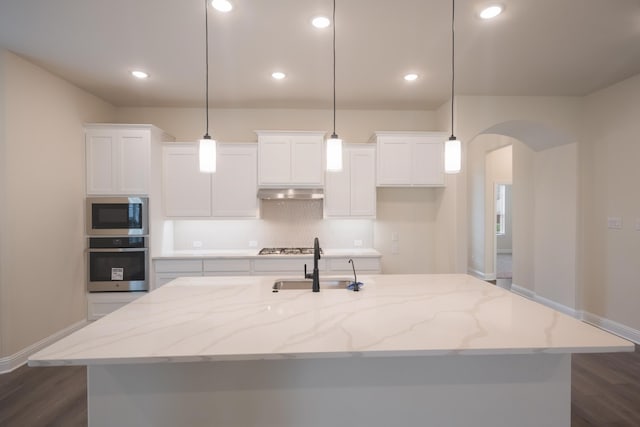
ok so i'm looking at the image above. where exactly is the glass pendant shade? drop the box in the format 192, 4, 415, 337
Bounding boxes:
199, 137, 217, 173
326, 136, 343, 171
444, 136, 461, 174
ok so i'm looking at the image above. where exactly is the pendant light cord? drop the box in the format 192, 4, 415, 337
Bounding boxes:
332, 0, 337, 138
450, 0, 455, 139
204, 0, 210, 138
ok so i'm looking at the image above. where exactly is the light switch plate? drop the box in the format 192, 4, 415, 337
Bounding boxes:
192, 240, 203, 248
354, 240, 363, 247
249, 240, 258, 248
391, 232, 399, 242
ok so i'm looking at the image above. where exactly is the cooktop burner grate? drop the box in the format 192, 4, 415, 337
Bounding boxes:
258, 247, 323, 255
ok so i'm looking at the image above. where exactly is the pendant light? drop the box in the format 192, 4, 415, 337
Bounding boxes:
444, 0, 462, 174
199, 0, 216, 173
326, 0, 343, 172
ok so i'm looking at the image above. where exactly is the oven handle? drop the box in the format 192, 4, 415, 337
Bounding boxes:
87, 248, 148, 253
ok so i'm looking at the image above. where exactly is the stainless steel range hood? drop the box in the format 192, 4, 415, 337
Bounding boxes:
257, 188, 324, 200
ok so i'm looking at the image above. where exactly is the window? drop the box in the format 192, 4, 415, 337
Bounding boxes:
496, 184, 506, 235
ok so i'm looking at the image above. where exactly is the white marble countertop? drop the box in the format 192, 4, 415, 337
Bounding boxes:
29, 274, 633, 366
153, 248, 381, 259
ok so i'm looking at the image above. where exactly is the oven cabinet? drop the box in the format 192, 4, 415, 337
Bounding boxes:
87, 292, 146, 321
256, 131, 324, 187
85, 124, 173, 195
373, 131, 446, 187
324, 144, 376, 218
162, 143, 258, 218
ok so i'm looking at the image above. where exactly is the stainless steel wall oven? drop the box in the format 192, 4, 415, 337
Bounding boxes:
87, 236, 148, 292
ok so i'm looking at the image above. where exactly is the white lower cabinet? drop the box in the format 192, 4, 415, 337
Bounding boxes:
153, 259, 204, 289
253, 258, 327, 276
203, 259, 252, 276
87, 292, 147, 321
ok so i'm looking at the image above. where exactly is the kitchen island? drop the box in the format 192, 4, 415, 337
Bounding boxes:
30, 274, 633, 427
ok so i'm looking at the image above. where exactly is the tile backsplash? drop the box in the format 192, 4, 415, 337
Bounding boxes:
171, 200, 374, 250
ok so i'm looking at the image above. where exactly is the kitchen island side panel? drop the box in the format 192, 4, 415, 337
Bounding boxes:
88, 353, 570, 427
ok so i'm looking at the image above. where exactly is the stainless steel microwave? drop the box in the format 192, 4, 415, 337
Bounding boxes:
86, 196, 149, 236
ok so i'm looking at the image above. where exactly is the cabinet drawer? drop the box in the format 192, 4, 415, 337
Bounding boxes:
203, 259, 251, 273
328, 257, 381, 273
154, 259, 203, 273
253, 258, 325, 273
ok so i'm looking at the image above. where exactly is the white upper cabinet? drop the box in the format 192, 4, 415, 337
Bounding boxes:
256, 131, 324, 186
162, 143, 258, 218
85, 124, 173, 195
373, 131, 446, 187
325, 145, 376, 218
163, 144, 212, 217
211, 144, 258, 217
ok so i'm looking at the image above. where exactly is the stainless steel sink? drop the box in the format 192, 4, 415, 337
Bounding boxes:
272, 278, 352, 291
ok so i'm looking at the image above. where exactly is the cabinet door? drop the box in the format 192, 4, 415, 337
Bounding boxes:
118, 130, 150, 194
324, 152, 351, 217
376, 140, 412, 185
350, 148, 376, 217
258, 136, 291, 185
291, 136, 323, 185
163, 145, 212, 217
212, 144, 258, 217
86, 132, 117, 194
412, 139, 444, 186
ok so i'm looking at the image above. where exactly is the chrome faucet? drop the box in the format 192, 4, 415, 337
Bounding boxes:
304, 237, 321, 292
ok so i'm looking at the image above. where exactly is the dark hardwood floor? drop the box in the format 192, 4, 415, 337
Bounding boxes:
0, 345, 638, 426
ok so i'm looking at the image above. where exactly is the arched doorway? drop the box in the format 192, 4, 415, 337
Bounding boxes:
466, 120, 579, 310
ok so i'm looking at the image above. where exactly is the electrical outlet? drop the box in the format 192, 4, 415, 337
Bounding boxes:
391, 232, 399, 242
192, 240, 203, 248
391, 242, 399, 254
354, 239, 363, 247
249, 240, 258, 248
607, 217, 623, 230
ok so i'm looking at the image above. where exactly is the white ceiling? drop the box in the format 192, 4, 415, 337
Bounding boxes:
1, 0, 639, 110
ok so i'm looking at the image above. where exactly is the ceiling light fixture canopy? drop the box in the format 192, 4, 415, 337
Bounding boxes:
199, 0, 216, 173
211, 0, 232, 13
312, 16, 331, 29
445, 0, 462, 174
326, 0, 342, 172
131, 70, 149, 79
479, 4, 503, 19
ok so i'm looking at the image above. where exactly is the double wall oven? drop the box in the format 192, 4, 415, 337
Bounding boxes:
86, 197, 149, 292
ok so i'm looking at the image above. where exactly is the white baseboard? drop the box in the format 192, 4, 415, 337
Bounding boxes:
468, 268, 496, 281
510, 284, 639, 345
510, 283, 536, 300
581, 312, 640, 345
0, 319, 88, 374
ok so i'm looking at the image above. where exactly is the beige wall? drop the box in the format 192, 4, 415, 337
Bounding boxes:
0, 51, 7, 357
533, 143, 578, 308
512, 141, 535, 292
581, 73, 640, 331
0, 50, 115, 358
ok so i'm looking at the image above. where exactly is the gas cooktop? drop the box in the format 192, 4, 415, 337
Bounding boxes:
258, 247, 323, 255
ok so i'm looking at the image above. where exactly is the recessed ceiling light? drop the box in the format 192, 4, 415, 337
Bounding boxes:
211, 0, 232, 13
272, 72, 286, 80
479, 5, 503, 19
404, 73, 418, 81
312, 16, 331, 29
131, 70, 149, 79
